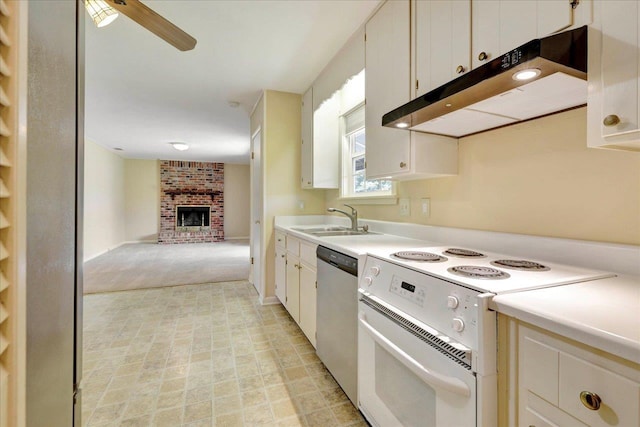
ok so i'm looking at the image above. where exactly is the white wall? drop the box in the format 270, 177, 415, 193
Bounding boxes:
224, 163, 250, 239
83, 139, 126, 261
125, 159, 159, 242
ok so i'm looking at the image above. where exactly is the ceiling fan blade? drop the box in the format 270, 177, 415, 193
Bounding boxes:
106, 0, 197, 51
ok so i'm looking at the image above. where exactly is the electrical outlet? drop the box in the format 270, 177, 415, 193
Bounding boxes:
399, 198, 410, 217
420, 198, 430, 217
298, 200, 305, 211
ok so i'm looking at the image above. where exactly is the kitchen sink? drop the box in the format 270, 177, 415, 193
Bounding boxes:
294, 229, 379, 237
310, 230, 378, 237
291, 226, 349, 233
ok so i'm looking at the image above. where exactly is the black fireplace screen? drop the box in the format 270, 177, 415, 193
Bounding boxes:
176, 206, 210, 227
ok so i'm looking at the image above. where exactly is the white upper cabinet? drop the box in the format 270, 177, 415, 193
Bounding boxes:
365, 0, 412, 178
365, 0, 458, 180
472, 0, 579, 69
414, 0, 471, 97
300, 87, 340, 189
587, 0, 640, 151
300, 87, 314, 188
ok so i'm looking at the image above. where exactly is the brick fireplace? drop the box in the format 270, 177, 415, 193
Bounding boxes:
159, 160, 224, 244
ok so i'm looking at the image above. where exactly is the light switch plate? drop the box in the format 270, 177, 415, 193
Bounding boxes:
420, 198, 430, 217
399, 198, 410, 217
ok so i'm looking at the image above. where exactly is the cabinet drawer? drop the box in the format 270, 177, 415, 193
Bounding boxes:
522, 335, 559, 405
286, 235, 300, 256
522, 391, 588, 427
559, 352, 640, 427
299, 241, 317, 268
275, 231, 286, 248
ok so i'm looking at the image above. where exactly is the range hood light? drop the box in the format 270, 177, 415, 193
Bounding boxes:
512, 68, 541, 81
396, 122, 409, 128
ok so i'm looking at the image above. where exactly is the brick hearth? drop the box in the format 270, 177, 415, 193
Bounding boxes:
159, 160, 224, 244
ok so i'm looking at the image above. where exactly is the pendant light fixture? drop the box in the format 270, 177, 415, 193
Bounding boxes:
84, 0, 119, 28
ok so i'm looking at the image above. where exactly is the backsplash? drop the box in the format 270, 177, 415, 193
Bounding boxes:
159, 160, 224, 244
326, 108, 640, 246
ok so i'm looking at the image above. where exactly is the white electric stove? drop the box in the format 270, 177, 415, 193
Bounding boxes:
357, 245, 615, 427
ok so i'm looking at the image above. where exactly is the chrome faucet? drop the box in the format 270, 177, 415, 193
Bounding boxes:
328, 204, 358, 231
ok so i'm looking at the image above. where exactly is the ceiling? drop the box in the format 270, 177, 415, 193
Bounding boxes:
84, 0, 380, 164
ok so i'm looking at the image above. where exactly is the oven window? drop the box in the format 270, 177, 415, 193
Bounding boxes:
375, 343, 436, 426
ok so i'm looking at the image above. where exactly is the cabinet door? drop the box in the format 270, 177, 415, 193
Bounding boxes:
472, 0, 535, 68
285, 254, 300, 323
298, 263, 317, 348
365, 0, 411, 179
311, 94, 340, 188
537, 0, 574, 36
275, 247, 286, 304
472, 1, 574, 69
594, 0, 639, 149
415, 0, 471, 97
301, 87, 313, 188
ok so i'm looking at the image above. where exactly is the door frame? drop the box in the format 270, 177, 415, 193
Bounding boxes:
250, 126, 265, 302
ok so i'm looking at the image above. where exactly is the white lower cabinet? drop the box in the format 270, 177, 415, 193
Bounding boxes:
285, 252, 301, 323
518, 324, 640, 427
278, 232, 318, 348
298, 263, 317, 347
274, 247, 286, 304
275, 231, 287, 305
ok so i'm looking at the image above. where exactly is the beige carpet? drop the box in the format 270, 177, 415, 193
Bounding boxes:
83, 240, 250, 294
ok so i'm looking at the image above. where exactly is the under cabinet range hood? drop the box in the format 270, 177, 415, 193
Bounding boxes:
383, 26, 588, 138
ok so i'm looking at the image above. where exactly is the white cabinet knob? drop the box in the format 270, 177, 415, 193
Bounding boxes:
363, 277, 373, 287
452, 318, 465, 332
370, 266, 381, 276
447, 295, 459, 309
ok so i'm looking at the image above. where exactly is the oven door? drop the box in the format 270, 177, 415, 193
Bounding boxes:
358, 300, 477, 427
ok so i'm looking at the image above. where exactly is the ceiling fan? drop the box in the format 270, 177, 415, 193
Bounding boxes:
84, 0, 197, 51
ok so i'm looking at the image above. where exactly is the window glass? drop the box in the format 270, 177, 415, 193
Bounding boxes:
341, 104, 392, 198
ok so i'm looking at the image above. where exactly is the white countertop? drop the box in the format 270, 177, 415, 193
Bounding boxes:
275, 216, 640, 363
490, 275, 640, 364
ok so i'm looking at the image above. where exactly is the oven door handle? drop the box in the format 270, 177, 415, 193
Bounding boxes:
358, 312, 471, 397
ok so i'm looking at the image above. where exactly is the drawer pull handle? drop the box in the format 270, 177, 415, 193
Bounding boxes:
478, 51, 488, 61
579, 391, 602, 410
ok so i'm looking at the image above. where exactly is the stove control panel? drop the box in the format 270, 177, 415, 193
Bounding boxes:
359, 255, 481, 349
389, 275, 426, 306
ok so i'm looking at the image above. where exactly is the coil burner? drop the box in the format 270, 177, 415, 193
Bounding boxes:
443, 248, 485, 258
392, 251, 447, 262
491, 259, 550, 271
447, 265, 510, 280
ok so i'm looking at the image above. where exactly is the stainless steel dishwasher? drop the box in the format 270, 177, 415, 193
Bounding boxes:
316, 245, 358, 406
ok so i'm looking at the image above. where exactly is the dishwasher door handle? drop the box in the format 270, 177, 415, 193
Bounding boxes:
358, 312, 471, 397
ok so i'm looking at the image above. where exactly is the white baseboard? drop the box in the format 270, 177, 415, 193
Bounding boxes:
260, 295, 280, 306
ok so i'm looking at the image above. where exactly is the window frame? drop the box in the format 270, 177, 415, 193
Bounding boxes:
339, 103, 395, 201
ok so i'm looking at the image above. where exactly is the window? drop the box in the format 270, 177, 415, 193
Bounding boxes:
341, 104, 393, 198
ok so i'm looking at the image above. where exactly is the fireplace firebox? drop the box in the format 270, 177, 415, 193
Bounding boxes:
176, 206, 210, 230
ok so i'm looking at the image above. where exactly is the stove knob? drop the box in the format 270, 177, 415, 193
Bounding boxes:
452, 318, 465, 332
370, 266, 381, 276
447, 295, 459, 309
363, 277, 373, 287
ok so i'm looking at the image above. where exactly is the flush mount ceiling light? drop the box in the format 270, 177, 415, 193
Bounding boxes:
512, 68, 542, 81
84, 0, 119, 28
169, 142, 189, 151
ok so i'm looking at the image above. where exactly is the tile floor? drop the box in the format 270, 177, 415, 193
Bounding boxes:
82, 280, 367, 426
